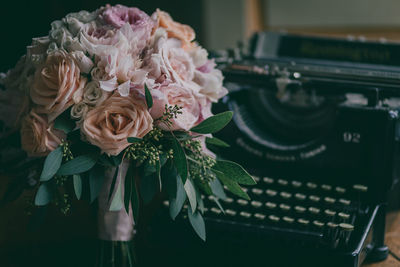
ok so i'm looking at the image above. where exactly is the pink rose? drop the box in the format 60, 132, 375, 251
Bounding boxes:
150, 83, 200, 131
82, 93, 153, 155
30, 50, 87, 122
20, 110, 66, 157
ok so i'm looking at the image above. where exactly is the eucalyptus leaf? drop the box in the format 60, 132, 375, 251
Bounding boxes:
109, 175, 123, 211
205, 137, 230, 147
214, 170, 250, 200
190, 111, 233, 134
210, 178, 227, 200
73, 174, 82, 200
213, 197, 225, 213
171, 138, 188, 183
188, 206, 206, 241
127, 137, 142, 143
184, 179, 196, 213
169, 174, 186, 220
213, 160, 256, 185
40, 147, 63, 182
57, 153, 100, 176
89, 165, 105, 203
34, 183, 53, 206
144, 83, 153, 109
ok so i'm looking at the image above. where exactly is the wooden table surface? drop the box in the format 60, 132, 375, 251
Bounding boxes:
364, 211, 400, 266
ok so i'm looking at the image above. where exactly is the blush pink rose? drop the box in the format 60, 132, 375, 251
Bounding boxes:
150, 83, 200, 131
20, 110, 66, 156
82, 93, 153, 155
30, 50, 87, 122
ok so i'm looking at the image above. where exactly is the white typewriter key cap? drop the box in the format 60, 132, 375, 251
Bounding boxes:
278, 179, 289, 186
226, 209, 237, 216
237, 199, 249, 206
251, 188, 263, 195
309, 195, 320, 202
308, 207, 320, 215
279, 203, 291, 211
339, 223, 354, 231
313, 220, 325, 228
251, 201, 263, 208
183, 204, 188, 209
283, 216, 295, 224
306, 182, 317, 189
353, 184, 368, 192
338, 212, 350, 220
268, 215, 280, 222
240, 211, 252, 218
324, 197, 336, 204
321, 184, 332, 191
163, 200, 170, 207
327, 222, 338, 228
335, 187, 346, 194
211, 207, 222, 214
295, 193, 306, 201
254, 213, 266, 220
208, 195, 215, 201
242, 188, 249, 193
266, 189, 278, 197
339, 198, 351, 205
295, 205, 306, 213
292, 181, 302, 188
324, 209, 336, 217
298, 218, 310, 225
280, 191, 292, 199
252, 176, 260, 182
224, 197, 234, 204
263, 177, 274, 184
203, 207, 209, 213
265, 202, 277, 209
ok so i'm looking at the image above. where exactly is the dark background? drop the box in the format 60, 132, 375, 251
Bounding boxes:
0, 0, 204, 72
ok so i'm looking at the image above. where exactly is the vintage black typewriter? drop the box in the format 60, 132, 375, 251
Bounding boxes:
139, 32, 400, 267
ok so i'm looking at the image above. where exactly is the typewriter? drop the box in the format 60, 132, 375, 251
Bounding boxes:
140, 32, 400, 267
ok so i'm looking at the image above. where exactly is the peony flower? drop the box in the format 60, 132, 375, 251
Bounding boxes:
82, 93, 153, 155
20, 110, 66, 156
150, 83, 200, 131
30, 50, 87, 122
83, 81, 110, 106
155, 9, 196, 50
193, 69, 228, 103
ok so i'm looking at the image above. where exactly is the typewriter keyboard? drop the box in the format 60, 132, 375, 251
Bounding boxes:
163, 176, 370, 250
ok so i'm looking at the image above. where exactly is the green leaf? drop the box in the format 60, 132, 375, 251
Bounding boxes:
57, 153, 100, 176
54, 111, 75, 134
40, 147, 63, 182
169, 174, 186, 220
171, 138, 188, 183
124, 164, 133, 214
210, 178, 227, 200
127, 137, 142, 143
213, 197, 225, 213
214, 170, 250, 200
205, 137, 230, 147
109, 175, 123, 211
89, 165, 105, 203
73, 174, 82, 200
190, 111, 233, 134
144, 83, 153, 109
34, 183, 53, 206
184, 178, 196, 213
188, 206, 206, 241
213, 160, 256, 185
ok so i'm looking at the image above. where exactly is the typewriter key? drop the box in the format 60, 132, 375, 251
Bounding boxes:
240, 211, 252, 218
308, 207, 320, 215
208, 195, 215, 201
242, 188, 249, 193
265, 202, 277, 210
254, 213, 266, 220
278, 179, 289, 186
283, 216, 295, 224
237, 199, 249, 206
226, 209, 237, 216
324, 197, 336, 204
251, 188, 263, 195
266, 189, 278, 197
280, 191, 292, 199
252, 176, 260, 182
313, 220, 325, 229
339, 223, 354, 231
211, 207, 222, 214
263, 177, 274, 184
306, 182, 317, 189
326, 222, 339, 247
298, 218, 310, 225
321, 184, 332, 191
251, 201, 262, 208
224, 197, 234, 204
295, 205, 306, 213
339, 223, 354, 245
309, 195, 320, 202
339, 198, 351, 206
324, 209, 336, 220
292, 181, 302, 188
279, 203, 291, 212
295, 193, 306, 201
163, 200, 170, 207
268, 215, 280, 222
335, 187, 346, 194
338, 212, 350, 221
353, 184, 368, 192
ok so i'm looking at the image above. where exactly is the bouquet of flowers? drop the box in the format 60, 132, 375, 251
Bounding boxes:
0, 4, 255, 265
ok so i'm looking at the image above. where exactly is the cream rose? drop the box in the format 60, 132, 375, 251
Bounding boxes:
83, 81, 110, 106
82, 93, 153, 155
70, 102, 89, 120
20, 110, 66, 156
30, 50, 87, 122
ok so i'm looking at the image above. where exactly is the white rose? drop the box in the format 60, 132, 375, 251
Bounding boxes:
71, 102, 89, 120
83, 81, 109, 106
65, 10, 99, 24
189, 46, 208, 68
